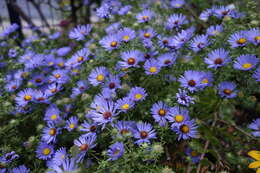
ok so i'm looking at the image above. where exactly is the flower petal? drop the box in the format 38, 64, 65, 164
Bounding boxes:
249, 161, 260, 168
248, 150, 260, 160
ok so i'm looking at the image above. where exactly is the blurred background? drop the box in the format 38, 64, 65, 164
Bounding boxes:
0, 0, 101, 37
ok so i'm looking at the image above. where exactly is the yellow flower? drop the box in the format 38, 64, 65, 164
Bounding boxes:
248, 150, 260, 173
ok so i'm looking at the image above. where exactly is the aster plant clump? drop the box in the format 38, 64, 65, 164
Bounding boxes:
0, 0, 260, 173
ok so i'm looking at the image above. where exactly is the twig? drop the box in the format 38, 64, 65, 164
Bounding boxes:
28, 0, 50, 28
196, 112, 218, 173
218, 119, 255, 139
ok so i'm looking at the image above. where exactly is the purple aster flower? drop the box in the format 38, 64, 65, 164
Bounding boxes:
11, 165, 30, 173
65, 116, 78, 131
49, 70, 69, 84
115, 97, 135, 113
233, 54, 259, 71
248, 118, 260, 137
139, 27, 157, 40
41, 122, 60, 144
5, 80, 22, 92
19, 51, 35, 64
36, 142, 54, 160
69, 24, 92, 41
51, 147, 67, 166
228, 31, 248, 48
178, 70, 204, 92
158, 53, 177, 67
165, 14, 188, 30
114, 121, 134, 137
44, 105, 62, 123
48, 32, 61, 40
15, 88, 35, 106
45, 83, 63, 96
71, 80, 88, 98
66, 48, 90, 68
157, 35, 170, 48
133, 122, 156, 145
91, 100, 119, 126
151, 101, 171, 127
172, 119, 198, 140
206, 25, 223, 36
57, 47, 71, 57
88, 66, 109, 86
103, 74, 121, 91
96, 3, 111, 18
74, 134, 96, 163
8, 49, 17, 58
169, 27, 195, 49
55, 57, 66, 69
190, 34, 210, 52
200, 71, 213, 89
246, 28, 260, 45
136, 9, 154, 23
253, 67, 260, 82
144, 58, 162, 75
80, 121, 98, 137
35, 90, 49, 104
170, 0, 185, 8
199, 8, 214, 21
49, 157, 78, 173
105, 22, 121, 34
0, 23, 19, 37
176, 89, 195, 106
143, 49, 158, 60
218, 81, 237, 98
118, 27, 136, 42
213, 6, 233, 19
107, 142, 124, 161
99, 34, 120, 51
168, 106, 190, 127
0, 151, 19, 164
185, 148, 201, 164
128, 87, 147, 102
119, 50, 143, 68
118, 5, 132, 15
204, 48, 230, 69
30, 74, 46, 86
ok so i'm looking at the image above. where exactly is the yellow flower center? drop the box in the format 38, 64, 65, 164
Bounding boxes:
212, 30, 219, 35
158, 109, 166, 116
69, 123, 75, 129
24, 95, 32, 101
110, 41, 118, 47
135, 94, 143, 100
237, 38, 247, 44
48, 62, 54, 66
202, 78, 208, 84
144, 33, 151, 38
55, 74, 61, 79
142, 16, 149, 20
77, 56, 84, 62
49, 128, 56, 136
96, 74, 104, 81
123, 35, 130, 40
255, 36, 260, 41
191, 151, 198, 157
121, 104, 129, 110
242, 63, 252, 69
58, 62, 64, 67
180, 125, 189, 133
42, 148, 51, 155
51, 114, 57, 120
175, 115, 184, 123
72, 69, 79, 73
114, 149, 120, 155
149, 67, 157, 73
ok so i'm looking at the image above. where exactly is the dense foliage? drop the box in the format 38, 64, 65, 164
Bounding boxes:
0, 0, 260, 173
